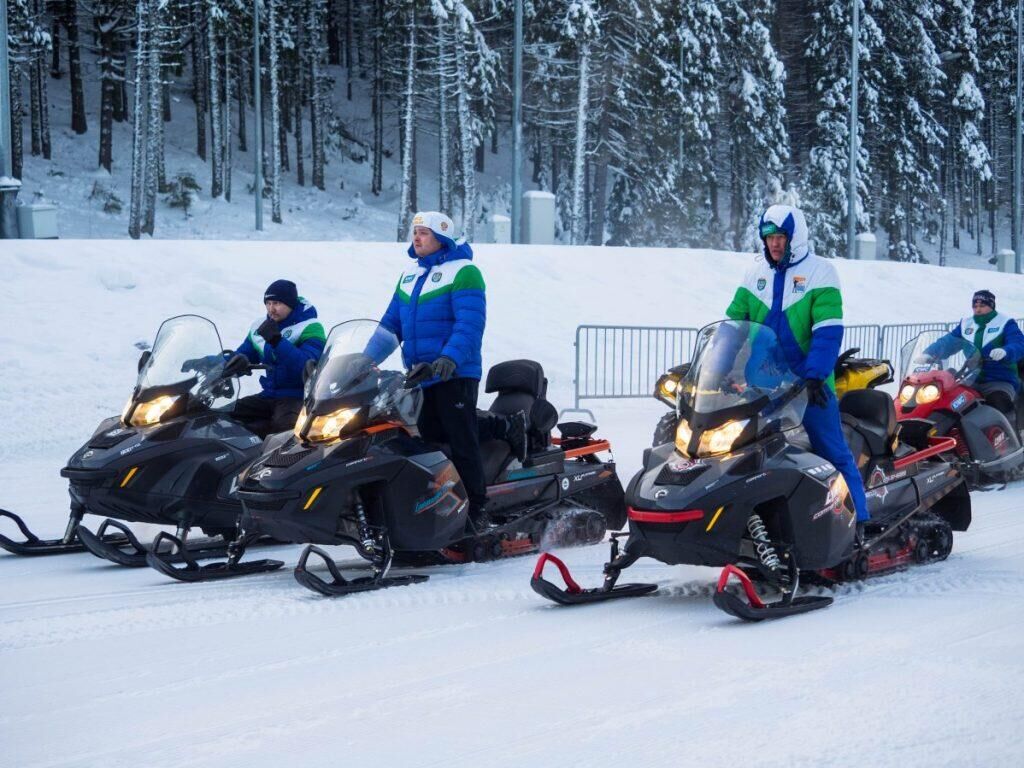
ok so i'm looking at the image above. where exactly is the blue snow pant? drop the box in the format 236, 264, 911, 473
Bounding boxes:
803, 392, 870, 522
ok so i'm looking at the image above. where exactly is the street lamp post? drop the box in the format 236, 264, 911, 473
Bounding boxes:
511, 0, 522, 244
253, 1, 264, 232
846, 0, 859, 261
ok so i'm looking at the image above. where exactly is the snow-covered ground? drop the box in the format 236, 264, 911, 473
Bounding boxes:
2, 242, 1024, 767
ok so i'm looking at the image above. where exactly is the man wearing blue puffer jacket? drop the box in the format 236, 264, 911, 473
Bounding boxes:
374, 211, 526, 528
231, 279, 327, 437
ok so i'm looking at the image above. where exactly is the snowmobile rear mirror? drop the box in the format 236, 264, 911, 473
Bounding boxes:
303, 359, 317, 384
137, 350, 151, 374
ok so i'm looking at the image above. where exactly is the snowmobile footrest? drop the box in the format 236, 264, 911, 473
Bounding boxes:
0, 508, 126, 556
293, 545, 428, 597
529, 552, 657, 605
145, 531, 283, 582
713, 564, 832, 622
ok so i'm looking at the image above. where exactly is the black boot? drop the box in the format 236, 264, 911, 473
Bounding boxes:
469, 503, 497, 532
506, 410, 529, 463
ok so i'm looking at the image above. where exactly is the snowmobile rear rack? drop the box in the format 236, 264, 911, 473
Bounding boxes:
550, 436, 612, 460
0, 507, 128, 556
293, 544, 428, 597
892, 436, 958, 471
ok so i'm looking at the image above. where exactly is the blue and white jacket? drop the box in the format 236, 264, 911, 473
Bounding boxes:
929, 312, 1024, 392
236, 300, 327, 399
374, 239, 486, 385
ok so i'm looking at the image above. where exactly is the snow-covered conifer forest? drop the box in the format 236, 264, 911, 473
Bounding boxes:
4, 0, 1019, 263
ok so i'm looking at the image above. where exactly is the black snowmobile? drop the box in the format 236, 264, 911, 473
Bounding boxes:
532, 320, 971, 622
0, 314, 270, 566
148, 319, 628, 595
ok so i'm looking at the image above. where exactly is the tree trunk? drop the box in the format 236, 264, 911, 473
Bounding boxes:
207, 3, 224, 199
192, 0, 207, 160
437, 18, 450, 213
570, 40, 591, 245
589, 59, 611, 246
269, 0, 283, 222
454, 22, 476, 239
370, 0, 383, 196
144, 2, 164, 234
113, 36, 128, 123
98, 26, 116, 171
237, 49, 247, 152
37, 47, 53, 159
66, 1, 87, 134
129, 0, 150, 240
397, 14, 417, 239
50, 13, 62, 78
309, 0, 327, 191
223, 33, 232, 202
294, 22, 306, 187
345, 0, 353, 100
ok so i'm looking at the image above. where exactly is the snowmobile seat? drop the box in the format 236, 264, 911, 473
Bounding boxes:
838, 389, 898, 458
485, 360, 557, 452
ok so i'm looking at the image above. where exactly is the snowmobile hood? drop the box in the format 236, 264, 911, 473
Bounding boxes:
759, 204, 809, 269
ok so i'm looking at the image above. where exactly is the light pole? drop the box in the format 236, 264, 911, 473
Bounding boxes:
253, 1, 264, 232
511, 0, 523, 244
846, 0, 859, 260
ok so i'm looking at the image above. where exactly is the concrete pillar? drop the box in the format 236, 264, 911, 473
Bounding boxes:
997, 249, 1016, 273
486, 214, 511, 244
522, 191, 555, 245
855, 232, 877, 261
0, 178, 21, 239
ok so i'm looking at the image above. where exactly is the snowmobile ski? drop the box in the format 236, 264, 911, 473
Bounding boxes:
0, 507, 129, 556
145, 531, 284, 582
76, 518, 232, 568
529, 546, 657, 606
293, 544, 428, 597
712, 565, 832, 622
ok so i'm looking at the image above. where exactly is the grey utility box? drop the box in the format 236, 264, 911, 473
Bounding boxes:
997, 249, 1016, 273
17, 202, 59, 238
855, 232, 877, 261
486, 214, 511, 244
522, 191, 555, 245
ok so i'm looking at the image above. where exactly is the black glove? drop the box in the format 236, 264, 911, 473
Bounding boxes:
431, 356, 457, 382
805, 378, 829, 407
223, 353, 252, 378
256, 318, 282, 347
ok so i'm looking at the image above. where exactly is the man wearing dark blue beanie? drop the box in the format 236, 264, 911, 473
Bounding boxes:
228, 280, 327, 437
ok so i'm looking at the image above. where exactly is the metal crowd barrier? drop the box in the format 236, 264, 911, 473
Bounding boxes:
571, 318, 1024, 413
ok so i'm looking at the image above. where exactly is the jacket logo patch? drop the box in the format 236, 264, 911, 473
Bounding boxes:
987, 327, 998, 333
756, 278, 766, 291
402, 274, 416, 284
431, 272, 442, 282
283, 329, 293, 339
440, 221, 449, 231
966, 327, 975, 335
792, 276, 806, 294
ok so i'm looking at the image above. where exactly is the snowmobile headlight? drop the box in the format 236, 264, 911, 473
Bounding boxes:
675, 419, 694, 456
698, 419, 749, 456
129, 395, 180, 427
917, 384, 941, 404
304, 407, 360, 443
656, 375, 680, 405
899, 384, 916, 405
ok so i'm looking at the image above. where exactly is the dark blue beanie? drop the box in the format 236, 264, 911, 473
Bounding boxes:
264, 279, 298, 309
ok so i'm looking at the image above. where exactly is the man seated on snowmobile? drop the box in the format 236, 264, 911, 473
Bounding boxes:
367, 211, 527, 530
228, 279, 327, 437
921, 289, 1024, 425
725, 204, 869, 533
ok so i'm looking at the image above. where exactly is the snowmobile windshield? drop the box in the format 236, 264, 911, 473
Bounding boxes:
126, 315, 235, 427
300, 320, 421, 440
679, 320, 807, 435
899, 330, 981, 385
